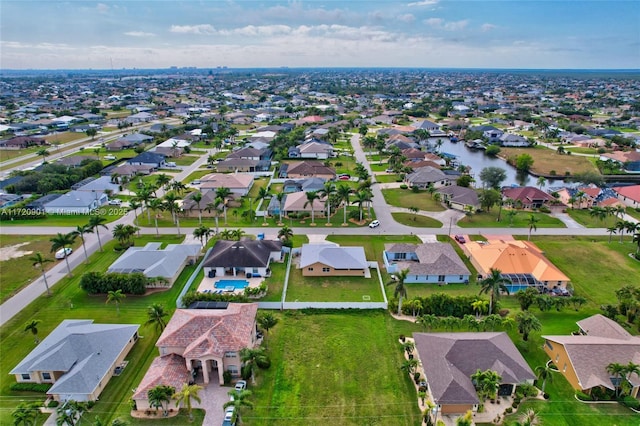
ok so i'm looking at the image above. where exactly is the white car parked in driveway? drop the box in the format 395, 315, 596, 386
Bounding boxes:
55, 248, 72, 259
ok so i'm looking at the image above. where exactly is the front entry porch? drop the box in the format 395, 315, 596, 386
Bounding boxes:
188, 358, 223, 385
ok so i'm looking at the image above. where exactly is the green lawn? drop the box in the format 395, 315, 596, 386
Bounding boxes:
391, 212, 442, 228
381, 189, 446, 211
374, 174, 402, 183
261, 254, 288, 302
285, 267, 384, 302
173, 154, 200, 166
0, 235, 189, 426
0, 235, 82, 303
247, 311, 423, 426
0, 146, 44, 162
566, 208, 621, 228
184, 169, 213, 183
626, 207, 640, 221
457, 210, 565, 228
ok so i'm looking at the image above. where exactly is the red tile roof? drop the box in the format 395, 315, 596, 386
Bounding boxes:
132, 354, 190, 400
614, 185, 640, 203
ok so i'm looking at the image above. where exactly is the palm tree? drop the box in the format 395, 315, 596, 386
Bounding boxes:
231, 228, 245, 241
189, 191, 204, 224
387, 268, 409, 315
112, 224, 137, 247
128, 199, 142, 228
148, 385, 175, 417
148, 198, 164, 236
240, 347, 270, 385
156, 173, 171, 190
146, 303, 169, 332
478, 268, 511, 314
471, 299, 489, 318
223, 389, 254, 424
36, 148, 50, 163
215, 187, 232, 225
206, 197, 224, 235
193, 224, 211, 247
624, 362, 640, 388
318, 181, 336, 224
50, 232, 76, 276
304, 191, 320, 224
277, 225, 293, 243
336, 184, 352, 225
88, 216, 108, 252
456, 410, 473, 426
536, 176, 546, 190
625, 221, 639, 243
516, 409, 541, 426
173, 383, 203, 421
633, 231, 640, 257
29, 252, 52, 296
24, 319, 41, 343
351, 191, 370, 222
416, 313, 439, 331
607, 362, 626, 397
275, 191, 286, 224
401, 358, 419, 376
106, 289, 126, 314
527, 214, 539, 241
163, 192, 182, 235
535, 364, 553, 393
515, 311, 542, 341
12, 402, 40, 426
71, 224, 93, 264
136, 186, 155, 223
257, 187, 270, 225
607, 225, 618, 243
257, 312, 279, 348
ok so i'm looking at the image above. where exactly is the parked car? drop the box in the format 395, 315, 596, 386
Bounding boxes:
454, 235, 466, 244
338, 175, 351, 181
55, 248, 72, 259
166, 162, 177, 167
224, 407, 235, 422
368, 220, 380, 228
103, 155, 116, 160
235, 380, 247, 391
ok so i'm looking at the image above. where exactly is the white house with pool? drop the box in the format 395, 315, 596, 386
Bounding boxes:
201, 239, 283, 286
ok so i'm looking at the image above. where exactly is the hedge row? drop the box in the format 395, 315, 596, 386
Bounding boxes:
181, 290, 249, 307
10, 383, 52, 392
79, 271, 149, 295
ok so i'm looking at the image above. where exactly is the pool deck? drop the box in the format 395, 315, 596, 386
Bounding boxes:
197, 275, 265, 295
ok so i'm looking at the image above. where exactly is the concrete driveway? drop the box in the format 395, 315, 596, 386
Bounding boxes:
192, 382, 231, 426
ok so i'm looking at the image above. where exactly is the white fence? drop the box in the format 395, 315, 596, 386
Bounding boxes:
257, 301, 388, 310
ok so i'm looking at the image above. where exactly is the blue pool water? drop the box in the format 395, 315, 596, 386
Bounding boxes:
214, 280, 250, 290
505, 285, 530, 293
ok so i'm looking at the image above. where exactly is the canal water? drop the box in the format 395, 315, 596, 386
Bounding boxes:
440, 140, 562, 189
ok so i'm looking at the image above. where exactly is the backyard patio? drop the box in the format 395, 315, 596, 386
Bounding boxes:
196, 275, 265, 295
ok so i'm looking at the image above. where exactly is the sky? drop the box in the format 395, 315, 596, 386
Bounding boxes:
1, 0, 639, 70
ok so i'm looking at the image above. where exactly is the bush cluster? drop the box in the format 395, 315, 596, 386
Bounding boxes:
622, 395, 640, 410
181, 290, 249, 307
79, 271, 149, 295
7, 160, 104, 194
10, 383, 52, 392
400, 293, 481, 317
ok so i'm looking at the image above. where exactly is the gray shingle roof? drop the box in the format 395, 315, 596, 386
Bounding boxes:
299, 243, 368, 269
203, 240, 282, 268
107, 243, 201, 278
385, 243, 470, 276
11, 320, 139, 399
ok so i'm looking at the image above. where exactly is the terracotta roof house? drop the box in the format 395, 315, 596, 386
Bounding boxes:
299, 243, 370, 277
502, 186, 555, 209
199, 173, 254, 196
436, 185, 480, 212
613, 185, 640, 208
555, 187, 595, 209
280, 161, 336, 180
543, 314, 640, 397
383, 243, 470, 284
11, 320, 139, 402
463, 239, 571, 291
202, 239, 283, 278
405, 166, 453, 189
132, 304, 258, 410
403, 160, 443, 171
413, 332, 535, 415
107, 242, 201, 284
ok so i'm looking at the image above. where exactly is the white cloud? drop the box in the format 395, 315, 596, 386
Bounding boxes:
124, 31, 156, 37
169, 24, 215, 35
407, 0, 439, 7
481, 23, 497, 32
397, 14, 416, 23
96, 3, 109, 14
426, 18, 469, 31
218, 25, 292, 37
1, 41, 75, 51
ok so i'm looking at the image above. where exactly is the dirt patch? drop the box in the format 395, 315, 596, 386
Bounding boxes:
0, 242, 33, 261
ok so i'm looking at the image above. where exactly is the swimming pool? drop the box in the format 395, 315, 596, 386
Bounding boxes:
505, 285, 530, 293
214, 280, 250, 290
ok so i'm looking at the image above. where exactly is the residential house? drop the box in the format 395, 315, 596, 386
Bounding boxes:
543, 314, 640, 397
601, 151, 640, 173
202, 239, 283, 278
613, 185, 640, 208
56, 155, 96, 168
216, 158, 264, 173
127, 152, 166, 169
0, 136, 47, 149
299, 243, 369, 277
107, 242, 201, 284
108, 164, 155, 178
226, 147, 273, 162
74, 176, 120, 194
132, 303, 258, 410
282, 191, 326, 217
124, 111, 157, 124
414, 332, 535, 415
295, 141, 334, 159
499, 133, 530, 147
482, 127, 504, 143
282, 177, 327, 194
280, 161, 336, 180
463, 239, 571, 291
199, 173, 254, 196
383, 243, 470, 284
436, 185, 480, 212
556, 187, 595, 209
10, 320, 139, 402
413, 120, 440, 131
404, 166, 453, 189
502, 186, 555, 209
43, 190, 107, 214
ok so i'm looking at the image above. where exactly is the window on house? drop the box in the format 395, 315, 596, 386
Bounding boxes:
555, 355, 559, 362
307, 267, 313, 271
563, 364, 567, 372
322, 267, 330, 273
397, 252, 406, 260
545, 341, 553, 351
227, 366, 239, 374
438, 275, 445, 281
224, 351, 236, 358
42, 372, 51, 380
21, 374, 30, 380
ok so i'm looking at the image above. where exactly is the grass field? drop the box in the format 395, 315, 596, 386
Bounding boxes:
0, 235, 187, 426
285, 267, 384, 302
381, 189, 446, 212
566, 208, 621, 228
173, 154, 200, 166
247, 310, 423, 426
0, 146, 43, 162
457, 210, 565, 229
391, 212, 443, 228
44, 132, 87, 145
0, 235, 83, 303
374, 174, 402, 183
499, 147, 598, 176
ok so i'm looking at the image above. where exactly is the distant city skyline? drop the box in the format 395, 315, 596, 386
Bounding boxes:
1, 1, 639, 70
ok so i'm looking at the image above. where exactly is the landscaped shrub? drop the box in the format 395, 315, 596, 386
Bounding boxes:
411, 185, 420, 193
10, 383, 52, 392
48, 401, 59, 408
543, 393, 549, 399
622, 395, 640, 410
223, 371, 232, 385
576, 391, 592, 401
539, 205, 551, 213
505, 407, 513, 414
511, 401, 519, 409
413, 372, 421, 383
79, 271, 148, 295
181, 290, 249, 307
399, 184, 408, 189
256, 356, 271, 369
518, 383, 538, 398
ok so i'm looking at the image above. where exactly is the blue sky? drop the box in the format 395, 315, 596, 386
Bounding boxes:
1, 1, 638, 69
